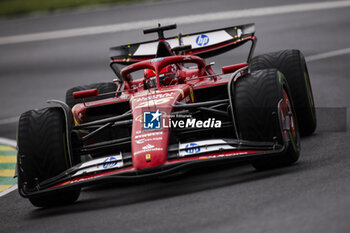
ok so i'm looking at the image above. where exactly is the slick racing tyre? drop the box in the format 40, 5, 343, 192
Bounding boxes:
65, 82, 117, 108
17, 107, 80, 207
234, 69, 300, 170
250, 49, 316, 136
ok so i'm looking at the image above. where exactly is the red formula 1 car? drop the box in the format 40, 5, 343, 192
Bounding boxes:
17, 23, 316, 207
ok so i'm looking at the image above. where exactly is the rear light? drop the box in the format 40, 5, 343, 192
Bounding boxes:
73, 89, 98, 99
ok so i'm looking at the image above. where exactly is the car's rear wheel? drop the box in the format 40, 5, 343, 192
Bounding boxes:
234, 69, 300, 170
17, 107, 80, 207
250, 49, 316, 136
65, 82, 117, 108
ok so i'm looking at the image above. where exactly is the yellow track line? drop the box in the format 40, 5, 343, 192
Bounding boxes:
0, 169, 15, 177
0, 145, 15, 151
0, 185, 13, 192
0, 156, 16, 163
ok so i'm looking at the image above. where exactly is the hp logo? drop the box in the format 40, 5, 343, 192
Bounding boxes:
196, 35, 209, 46
185, 143, 200, 154
103, 157, 118, 169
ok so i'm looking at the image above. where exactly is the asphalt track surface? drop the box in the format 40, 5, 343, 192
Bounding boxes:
0, 0, 350, 232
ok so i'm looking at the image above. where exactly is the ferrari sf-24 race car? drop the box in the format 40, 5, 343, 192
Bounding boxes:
17, 23, 316, 207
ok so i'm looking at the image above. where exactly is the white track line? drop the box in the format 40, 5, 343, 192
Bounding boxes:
0, 116, 19, 126
306, 47, 350, 62
0, 138, 17, 197
0, 185, 18, 197
1, 0, 350, 45
1, 46, 350, 125
0, 137, 17, 148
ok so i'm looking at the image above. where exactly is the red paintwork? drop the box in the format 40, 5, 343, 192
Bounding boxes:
72, 55, 249, 172
280, 89, 297, 139
51, 166, 136, 188
222, 63, 248, 74
130, 85, 193, 169
73, 88, 98, 99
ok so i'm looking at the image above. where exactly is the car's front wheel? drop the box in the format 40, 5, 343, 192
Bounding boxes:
17, 107, 80, 207
250, 50, 316, 136
234, 69, 300, 170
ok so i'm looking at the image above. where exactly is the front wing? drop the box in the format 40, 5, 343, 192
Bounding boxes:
19, 138, 287, 198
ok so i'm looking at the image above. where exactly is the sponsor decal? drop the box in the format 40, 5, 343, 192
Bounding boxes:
143, 110, 161, 129
135, 114, 144, 123
132, 89, 184, 99
131, 83, 144, 89
134, 131, 163, 139
73, 155, 123, 177
135, 97, 174, 109
179, 139, 235, 157
135, 139, 145, 144
196, 34, 209, 46
102, 156, 119, 169
134, 147, 163, 155
142, 144, 155, 150
150, 58, 164, 62
133, 93, 175, 103
135, 137, 163, 144
185, 143, 200, 154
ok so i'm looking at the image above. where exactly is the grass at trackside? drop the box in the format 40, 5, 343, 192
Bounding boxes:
0, 0, 153, 18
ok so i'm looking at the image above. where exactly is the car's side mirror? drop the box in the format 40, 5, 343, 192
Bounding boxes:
221, 63, 248, 74
73, 89, 98, 99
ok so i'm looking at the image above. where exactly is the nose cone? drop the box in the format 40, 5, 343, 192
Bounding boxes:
132, 129, 170, 169
129, 85, 193, 170
130, 95, 175, 170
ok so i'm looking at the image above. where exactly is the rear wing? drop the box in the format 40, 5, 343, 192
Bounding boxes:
109, 23, 256, 65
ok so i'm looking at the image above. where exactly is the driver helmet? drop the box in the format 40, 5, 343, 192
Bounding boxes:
144, 64, 178, 86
